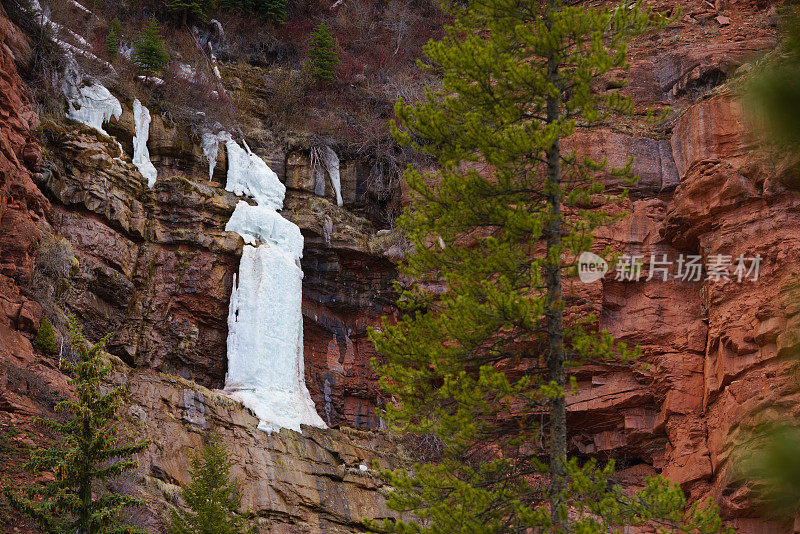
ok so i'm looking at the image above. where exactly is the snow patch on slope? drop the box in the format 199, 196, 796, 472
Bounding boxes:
132, 99, 157, 187
30, 0, 114, 72
68, 0, 91, 14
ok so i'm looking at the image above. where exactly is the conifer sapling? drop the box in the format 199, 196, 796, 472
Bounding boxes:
168, 432, 252, 534
166, 0, 213, 26
307, 19, 339, 84
34, 318, 57, 355
106, 18, 122, 60
133, 18, 169, 77
3, 315, 150, 534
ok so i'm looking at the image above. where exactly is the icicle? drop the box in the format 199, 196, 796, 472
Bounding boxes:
202, 131, 228, 179
132, 99, 157, 188
320, 146, 343, 206
65, 83, 122, 136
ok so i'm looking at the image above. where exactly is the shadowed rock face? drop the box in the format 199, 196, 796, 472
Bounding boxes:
288, 194, 398, 429
0, 0, 798, 531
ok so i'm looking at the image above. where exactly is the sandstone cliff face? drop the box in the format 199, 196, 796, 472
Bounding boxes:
0, 0, 797, 531
0, 8, 400, 532
119, 365, 404, 532
0, 4, 49, 337
25, 100, 396, 431
558, 2, 796, 531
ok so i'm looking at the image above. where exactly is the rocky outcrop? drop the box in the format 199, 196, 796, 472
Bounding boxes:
32, 119, 241, 385
120, 367, 404, 533
34, 113, 398, 427
569, 81, 800, 531
0, 3, 48, 336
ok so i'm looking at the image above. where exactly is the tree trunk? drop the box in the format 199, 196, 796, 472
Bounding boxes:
545, 52, 567, 527
80, 417, 92, 534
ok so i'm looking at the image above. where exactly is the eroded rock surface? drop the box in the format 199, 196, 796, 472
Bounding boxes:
121, 368, 404, 533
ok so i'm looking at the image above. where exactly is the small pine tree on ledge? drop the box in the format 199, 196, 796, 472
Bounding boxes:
307, 19, 339, 84
34, 318, 57, 354
168, 432, 252, 534
106, 17, 122, 60
3, 315, 150, 534
134, 18, 169, 77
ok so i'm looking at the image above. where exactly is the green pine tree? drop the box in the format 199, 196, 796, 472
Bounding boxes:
732, 11, 800, 519
367, 0, 731, 531
34, 318, 58, 354
3, 315, 150, 534
106, 18, 122, 60
168, 433, 252, 534
165, 0, 213, 26
307, 19, 339, 84
219, 0, 286, 21
251, 0, 286, 21
133, 18, 169, 77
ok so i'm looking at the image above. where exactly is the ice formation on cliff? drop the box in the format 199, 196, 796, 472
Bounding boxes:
321, 146, 343, 207
132, 99, 157, 187
201, 131, 286, 210
226, 201, 303, 257
65, 83, 122, 136
221, 140, 325, 433
201, 132, 223, 179
224, 137, 285, 209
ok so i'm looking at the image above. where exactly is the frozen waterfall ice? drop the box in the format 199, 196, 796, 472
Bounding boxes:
225, 137, 285, 210
225, 202, 325, 433
65, 83, 122, 136
219, 136, 326, 433
320, 146, 343, 207
226, 201, 303, 257
202, 130, 227, 179
132, 99, 157, 188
